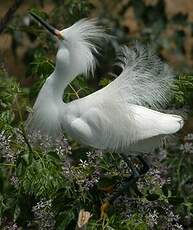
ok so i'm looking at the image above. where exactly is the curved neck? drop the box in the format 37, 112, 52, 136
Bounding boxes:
49, 62, 75, 101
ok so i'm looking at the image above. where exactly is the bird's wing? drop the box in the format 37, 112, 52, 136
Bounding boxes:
66, 90, 183, 152
110, 43, 175, 108
125, 105, 183, 153
66, 44, 182, 152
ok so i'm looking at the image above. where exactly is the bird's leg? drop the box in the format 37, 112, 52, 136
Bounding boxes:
101, 153, 139, 218
110, 153, 142, 197
115, 155, 149, 196
118, 155, 149, 190
137, 155, 149, 175
119, 153, 140, 179
101, 154, 150, 218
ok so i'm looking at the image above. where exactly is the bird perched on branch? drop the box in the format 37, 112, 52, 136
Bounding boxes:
27, 12, 184, 213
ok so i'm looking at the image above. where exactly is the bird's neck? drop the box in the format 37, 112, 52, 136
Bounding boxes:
48, 63, 75, 102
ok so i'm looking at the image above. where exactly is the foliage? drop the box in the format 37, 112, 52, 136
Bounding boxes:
173, 75, 193, 108
0, 69, 193, 229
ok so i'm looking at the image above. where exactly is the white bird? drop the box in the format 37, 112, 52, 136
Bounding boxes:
27, 13, 184, 157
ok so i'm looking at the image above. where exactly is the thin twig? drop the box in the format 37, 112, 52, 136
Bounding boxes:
69, 83, 80, 99
13, 92, 33, 153
0, 0, 24, 34
0, 0, 24, 74
18, 129, 33, 153
0, 163, 16, 167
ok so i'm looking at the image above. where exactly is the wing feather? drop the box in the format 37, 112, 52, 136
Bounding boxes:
68, 44, 181, 152
111, 43, 175, 108
69, 97, 183, 152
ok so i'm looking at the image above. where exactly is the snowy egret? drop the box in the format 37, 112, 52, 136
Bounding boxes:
27, 12, 184, 207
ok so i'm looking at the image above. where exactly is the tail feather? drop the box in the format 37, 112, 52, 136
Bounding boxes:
161, 114, 184, 134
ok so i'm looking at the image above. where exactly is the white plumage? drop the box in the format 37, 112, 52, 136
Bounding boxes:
27, 16, 184, 154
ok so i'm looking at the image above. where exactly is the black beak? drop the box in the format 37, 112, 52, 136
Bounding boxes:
29, 12, 63, 39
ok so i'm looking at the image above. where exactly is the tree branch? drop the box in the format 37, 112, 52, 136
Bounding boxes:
0, 0, 24, 34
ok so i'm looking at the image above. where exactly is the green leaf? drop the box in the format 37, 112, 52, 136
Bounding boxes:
168, 196, 184, 205
97, 176, 117, 190
162, 184, 169, 197
146, 193, 160, 201
47, 151, 61, 161
55, 209, 75, 230
0, 111, 15, 124
99, 78, 112, 87
13, 204, 20, 222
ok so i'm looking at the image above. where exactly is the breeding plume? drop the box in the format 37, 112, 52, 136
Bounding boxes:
27, 13, 183, 154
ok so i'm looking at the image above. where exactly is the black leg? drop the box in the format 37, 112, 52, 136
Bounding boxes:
108, 154, 150, 203
137, 155, 149, 175
101, 154, 150, 217
119, 153, 140, 178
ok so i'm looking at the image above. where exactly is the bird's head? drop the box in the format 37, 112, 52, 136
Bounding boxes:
30, 12, 108, 76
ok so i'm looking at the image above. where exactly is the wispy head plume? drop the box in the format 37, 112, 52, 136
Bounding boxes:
61, 18, 110, 76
